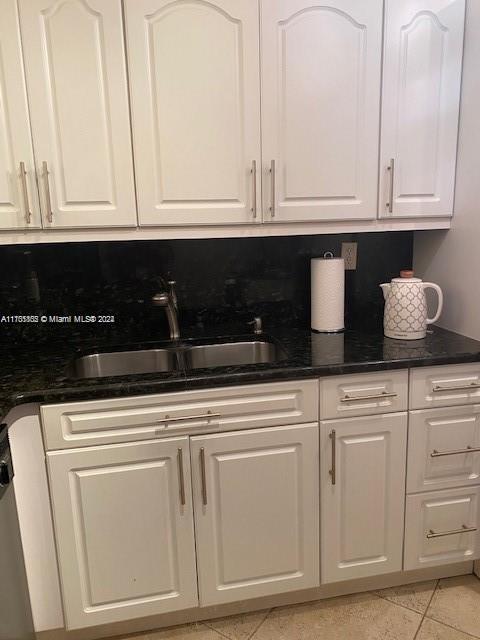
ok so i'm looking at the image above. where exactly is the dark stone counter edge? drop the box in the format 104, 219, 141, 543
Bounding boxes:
4, 350, 480, 421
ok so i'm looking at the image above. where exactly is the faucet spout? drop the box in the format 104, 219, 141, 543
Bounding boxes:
152, 283, 180, 341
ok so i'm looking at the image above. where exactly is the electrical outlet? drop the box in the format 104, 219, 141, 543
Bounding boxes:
341, 242, 357, 270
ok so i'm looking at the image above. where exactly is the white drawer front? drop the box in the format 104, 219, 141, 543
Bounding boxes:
319, 370, 408, 419
410, 363, 480, 410
41, 380, 319, 450
408, 406, 480, 493
404, 487, 480, 570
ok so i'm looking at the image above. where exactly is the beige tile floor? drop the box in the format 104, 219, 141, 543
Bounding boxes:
113, 574, 480, 640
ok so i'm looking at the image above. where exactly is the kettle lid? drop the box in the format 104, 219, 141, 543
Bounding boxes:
392, 269, 422, 283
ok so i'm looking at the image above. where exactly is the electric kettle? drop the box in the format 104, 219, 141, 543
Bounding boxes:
380, 270, 443, 340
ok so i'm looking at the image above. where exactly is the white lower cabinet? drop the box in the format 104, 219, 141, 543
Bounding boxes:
320, 413, 407, 583
47, 437, 198, 630
404, 487, 480, 570
190, 424, 320, 605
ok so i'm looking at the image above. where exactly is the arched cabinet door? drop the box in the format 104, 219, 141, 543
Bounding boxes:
261, 0, 383, 222
0, 0, 41, 229
125, 0, 261, 226
18, 0, 137, 229
379, 0, 465, 218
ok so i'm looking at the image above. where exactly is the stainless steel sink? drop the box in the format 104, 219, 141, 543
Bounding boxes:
69, 339, 287, 379
70, 348, 179, 379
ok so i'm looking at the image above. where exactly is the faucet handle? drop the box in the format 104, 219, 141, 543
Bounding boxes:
248, 316, 263, 335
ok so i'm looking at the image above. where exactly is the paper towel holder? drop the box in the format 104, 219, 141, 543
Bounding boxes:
310, 251, 345, 334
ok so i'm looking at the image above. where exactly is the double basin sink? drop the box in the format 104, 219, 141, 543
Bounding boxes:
70, 337, 287, 379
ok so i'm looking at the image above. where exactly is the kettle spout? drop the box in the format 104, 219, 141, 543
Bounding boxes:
380, 283, 390, 300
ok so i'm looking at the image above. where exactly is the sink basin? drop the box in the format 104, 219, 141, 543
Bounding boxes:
69, 338, 287, 379
70, 348, 179, 379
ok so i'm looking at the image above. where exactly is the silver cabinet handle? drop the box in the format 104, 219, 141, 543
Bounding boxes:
432, 383, 480, 393
329, 429, 336, 485
177, 448, 186, 506
42, 161, 53, 223
270, 159, 275, 217
156, 411, 220, 425
427, 525, 477, 539
386, 158, 395, 213
200, 447, 207, 505
340, 391, 397, 403
431, 446, 480, 458
251, 160, 257, 219
19, 162, 31, 224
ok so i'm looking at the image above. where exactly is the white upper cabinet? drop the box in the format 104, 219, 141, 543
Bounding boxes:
125, 0, 261, 226
17, 0, 137, 229
0, 0, 41, 229
379, 0, 465, 218
260, 0, 383, 222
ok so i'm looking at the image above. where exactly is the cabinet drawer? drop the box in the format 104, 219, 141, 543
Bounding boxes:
319, 370, 408, 419
407, 406, 480, 493
404, 487, 480, 570
41, 379, 318, 450
410, 364, 480, 410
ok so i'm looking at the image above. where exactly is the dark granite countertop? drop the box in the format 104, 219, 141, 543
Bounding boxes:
2, 324, 480, 421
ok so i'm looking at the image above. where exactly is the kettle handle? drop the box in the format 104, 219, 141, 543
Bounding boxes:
423, 283, 443, 325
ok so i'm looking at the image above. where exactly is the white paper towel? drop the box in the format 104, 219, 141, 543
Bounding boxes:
311, 257, 345, 332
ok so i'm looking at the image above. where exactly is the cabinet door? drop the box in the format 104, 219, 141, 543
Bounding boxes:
125, 0, 261, 226
191, 424, 319, 606
320, 413, 407, 583
18, 0, 136, 228
0, 0, 41, 229
47, 437, 198, 629
261, 0, 382, 222
379, 0, 465, 218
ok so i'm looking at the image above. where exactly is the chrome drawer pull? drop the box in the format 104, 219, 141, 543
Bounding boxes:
156, 411, 220, 424
42, 161, 53, 223
200, 447, 207, 506
427, 525, 477, 539
270, 159, 275, 217
329, 429, 336, 486
340, 391, 397, 403
431, 446, 480, 458
177, 448, 186, 506
432, 382, 480, 393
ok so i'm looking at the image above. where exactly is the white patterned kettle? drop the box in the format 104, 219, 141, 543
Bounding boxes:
380, 270, 443, 340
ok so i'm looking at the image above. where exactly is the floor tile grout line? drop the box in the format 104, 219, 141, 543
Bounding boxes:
412, 579, 439, 640
373, 590, 433, 617
247, 608, 273, 640
423, 615, 480, 640
201, 620, 235, 640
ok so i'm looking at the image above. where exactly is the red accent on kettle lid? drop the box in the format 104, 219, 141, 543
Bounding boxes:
400, 270, 414, 278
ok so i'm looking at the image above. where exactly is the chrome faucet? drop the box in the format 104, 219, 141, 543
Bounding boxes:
152, 280, 180, 340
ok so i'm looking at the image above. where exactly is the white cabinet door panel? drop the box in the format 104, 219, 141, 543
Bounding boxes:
191, 424, 319, 605
379, 0, 465, 218
261, 0, 382, 222
405, 488, 480, 570
47, 438, 198, 629
125, 0, 261, 226
408, 406, 480, 493
0, 0, 41, 229
18, 0, 136, 228
321, 413, 407, 583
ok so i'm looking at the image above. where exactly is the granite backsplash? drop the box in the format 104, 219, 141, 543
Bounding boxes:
0, 232, 413, 345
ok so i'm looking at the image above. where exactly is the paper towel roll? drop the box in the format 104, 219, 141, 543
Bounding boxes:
311, 256, 345, 332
